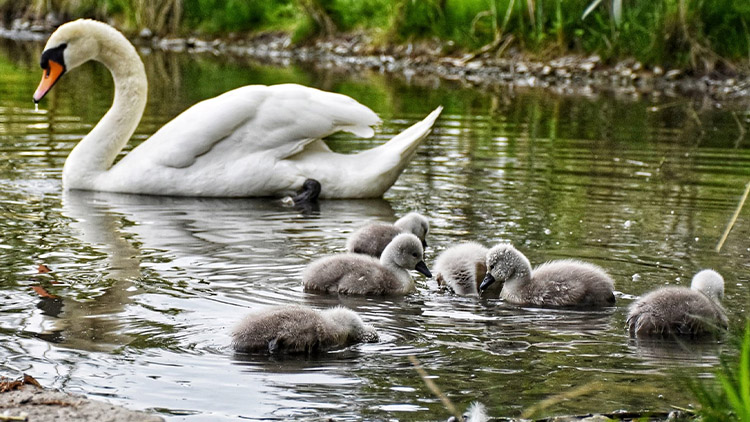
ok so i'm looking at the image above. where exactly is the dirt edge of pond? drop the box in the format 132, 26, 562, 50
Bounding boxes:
3, 21, 750, 104
0, 376, 163, 422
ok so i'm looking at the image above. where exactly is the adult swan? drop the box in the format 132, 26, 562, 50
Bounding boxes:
33, 19, 442, 198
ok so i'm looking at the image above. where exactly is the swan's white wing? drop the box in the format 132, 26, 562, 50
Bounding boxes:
136, 84, 381, 169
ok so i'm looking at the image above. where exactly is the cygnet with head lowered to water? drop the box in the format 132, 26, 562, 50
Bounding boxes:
346, 212, 429, 258
304, 233, 431, 295
232, 305, 378, 354
627, 269, 728, 338
479, 243, 616, 308
434, 242, 501, 297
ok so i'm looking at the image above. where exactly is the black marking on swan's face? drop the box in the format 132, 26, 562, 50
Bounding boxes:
40, 43, 68, 72
34, 43, 68, 103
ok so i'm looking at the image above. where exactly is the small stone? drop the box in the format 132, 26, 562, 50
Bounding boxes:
139, 28, 153, 39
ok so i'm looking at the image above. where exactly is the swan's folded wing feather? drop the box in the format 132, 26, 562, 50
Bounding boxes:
138, 84, 381, 169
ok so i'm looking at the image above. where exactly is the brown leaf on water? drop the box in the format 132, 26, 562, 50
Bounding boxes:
37, 264, 52, 274
31, 286, 57, 299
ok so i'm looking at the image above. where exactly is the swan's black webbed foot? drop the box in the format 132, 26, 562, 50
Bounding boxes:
281, 178, 321, 213
292, 179, 321, 204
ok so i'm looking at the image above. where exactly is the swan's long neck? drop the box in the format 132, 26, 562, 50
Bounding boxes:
63, 29, 147, 190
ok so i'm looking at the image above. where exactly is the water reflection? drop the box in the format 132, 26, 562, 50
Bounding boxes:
21, 192, 140, 351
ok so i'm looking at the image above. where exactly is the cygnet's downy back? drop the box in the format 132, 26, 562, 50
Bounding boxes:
627, 269, 728, 338
232, 305, 378, 354
346, 212, 429, 257
305, 233, 431, 295
480, 243, 615, 307
434, 242, 492, 296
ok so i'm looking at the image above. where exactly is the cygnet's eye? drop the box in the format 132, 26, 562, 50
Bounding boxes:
412, 252, 419, 258
489, 264, 495, 270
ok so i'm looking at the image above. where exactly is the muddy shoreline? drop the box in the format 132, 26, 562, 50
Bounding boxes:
3, 20, 750, 103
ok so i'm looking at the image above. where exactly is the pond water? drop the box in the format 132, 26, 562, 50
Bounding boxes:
1, 36, 749, 421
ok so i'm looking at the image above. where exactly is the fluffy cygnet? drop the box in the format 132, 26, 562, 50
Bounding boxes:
627, 269, 728, 338
479, 243, 616, 307
232, 305, 378, 354
434, 242, 500, 296
305, 233, 432, 295
346, 212, 429, 257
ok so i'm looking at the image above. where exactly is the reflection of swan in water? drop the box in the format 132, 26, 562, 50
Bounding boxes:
32, 190, 144, 351
61, 190, 396, 269
36, 190, 397, 352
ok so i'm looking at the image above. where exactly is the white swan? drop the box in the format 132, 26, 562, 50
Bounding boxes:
33, 19, 443, 198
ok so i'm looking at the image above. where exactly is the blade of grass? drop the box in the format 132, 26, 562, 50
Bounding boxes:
407, 355, 462, 421
582, 0, 604, 21
740, 323, 750, 420
716, 181, 750, 253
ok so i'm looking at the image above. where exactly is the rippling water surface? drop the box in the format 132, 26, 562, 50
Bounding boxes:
1, 37, 749, 421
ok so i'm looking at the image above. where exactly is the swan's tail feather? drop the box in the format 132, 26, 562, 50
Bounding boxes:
375, 106, 443, 160
289, 106, 442, 198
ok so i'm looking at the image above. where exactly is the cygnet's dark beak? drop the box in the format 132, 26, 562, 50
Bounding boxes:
415, 261, 432, 278
479, 273, 496, 292
421, 239, 428, 249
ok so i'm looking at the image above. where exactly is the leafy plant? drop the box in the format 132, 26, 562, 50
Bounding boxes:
691, 322, 750, 422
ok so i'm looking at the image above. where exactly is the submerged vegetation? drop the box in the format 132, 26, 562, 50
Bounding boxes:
1, 0, 749, 73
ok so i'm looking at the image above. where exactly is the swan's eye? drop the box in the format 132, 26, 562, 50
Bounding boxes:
412, 252, 419, 258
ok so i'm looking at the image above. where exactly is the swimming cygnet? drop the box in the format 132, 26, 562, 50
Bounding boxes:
434, 242, 500, 297
304, 233, 432, 295
232, 305, 378, 354
479, 243, 616, 307
346, 212, 429, 257
627, 269, 728, 338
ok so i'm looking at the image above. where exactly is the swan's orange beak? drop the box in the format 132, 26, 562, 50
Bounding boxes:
33, 60, 65, 103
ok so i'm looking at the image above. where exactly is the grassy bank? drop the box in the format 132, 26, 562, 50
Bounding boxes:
2, 0, 749, 73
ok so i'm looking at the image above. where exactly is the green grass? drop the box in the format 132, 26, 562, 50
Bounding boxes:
690, 321, 750, 422
2, 0, 749, 72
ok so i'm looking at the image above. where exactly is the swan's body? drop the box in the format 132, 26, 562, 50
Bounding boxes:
434, 242, 498, 296
232, 305, 378, 354
480, 244, 615, 308
627, 269, 728, 338
34, 20, 442, 198
304, 233, 431, 295
346, 212, 429, 257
